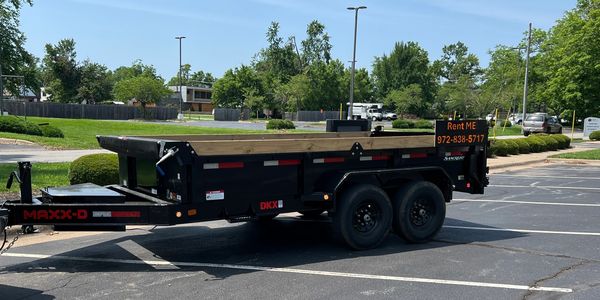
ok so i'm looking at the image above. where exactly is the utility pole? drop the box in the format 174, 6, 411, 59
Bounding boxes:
347, 6, 367, 120
175, 36, 186, 120
522, 23, 532, 132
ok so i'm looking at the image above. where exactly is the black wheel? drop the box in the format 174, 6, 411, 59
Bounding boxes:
524, 131, 530, 136
558, 127, 563, 134
299, 210, 325, 218
332, 184, 392, 250
392, 181, 446, 243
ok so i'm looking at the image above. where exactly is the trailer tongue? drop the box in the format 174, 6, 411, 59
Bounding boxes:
1, 120, 488, 250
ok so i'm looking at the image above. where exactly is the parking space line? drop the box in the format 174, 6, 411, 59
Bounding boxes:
493, 174, 600, 180
444, 225, 600, 236
453, 199, 600, 207
117, 240, 179, 270
1, 252, 572, 293
489, 184, 600, 191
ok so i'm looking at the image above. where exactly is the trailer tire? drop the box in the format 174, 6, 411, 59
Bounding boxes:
392, 181, 445, 243
333, 184, 392, 250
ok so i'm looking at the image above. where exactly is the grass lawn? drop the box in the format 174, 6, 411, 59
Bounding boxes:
0, 117, 277, 149
550, 149, 600, 160
490, 125, 523, 137
0, 162, 70, 194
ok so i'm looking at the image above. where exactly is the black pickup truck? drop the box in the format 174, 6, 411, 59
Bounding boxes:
1, 120, 488, 250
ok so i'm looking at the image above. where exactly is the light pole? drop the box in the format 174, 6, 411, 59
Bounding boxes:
175, 36, 186, 120
347, 6, 366, 120
522, 23, 532, 132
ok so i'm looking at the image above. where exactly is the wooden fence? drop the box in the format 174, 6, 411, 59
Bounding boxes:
3, 101, 177, 120
284, 111, 346, 122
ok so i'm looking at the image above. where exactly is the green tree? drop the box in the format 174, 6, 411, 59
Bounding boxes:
276, 73, 309, 111
211, 65, 264, 109
113, 76, 170, 117
371, 42, 436, 111
0, 0, 38, 97
432, 41, 482, 82
480, 46, 523, 114
301, 20, 332, 65
167, 64, 215, 86
385, 84, 424, 117
111, 59, 161, 83
254, 22, 301, 83
537, 0, 600, 117
77, 60, 112, 103
42, 38, 80, 102
303, 60, 345, 110
342, 68, 373, 103
433, 42, 482, 117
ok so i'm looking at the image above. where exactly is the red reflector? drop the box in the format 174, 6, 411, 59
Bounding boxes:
111, 211, 141, 218
450, 151, 464, 156
411, 153, 428, 158
466, 182, 471, 188
324, 157, 345, 163
219, 162, 244, 169
279, 159, 301, 166
372, 155, 391, 161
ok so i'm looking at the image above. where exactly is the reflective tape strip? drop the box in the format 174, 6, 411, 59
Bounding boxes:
203, 162, 244, 169
360, 155, 390, 161
445, 151, 465, 156
313, 157, 344, 164
402, 153, 427, 159
264, 159, 301, 167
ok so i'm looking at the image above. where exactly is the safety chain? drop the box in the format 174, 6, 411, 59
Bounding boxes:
0, 228, 20, 256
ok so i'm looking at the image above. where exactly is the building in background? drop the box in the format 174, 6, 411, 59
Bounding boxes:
168, 85, 213, 112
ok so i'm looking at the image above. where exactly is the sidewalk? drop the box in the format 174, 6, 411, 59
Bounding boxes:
488, 142, 599, 170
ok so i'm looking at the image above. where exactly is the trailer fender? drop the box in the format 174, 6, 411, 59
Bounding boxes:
332, 167, 453, 203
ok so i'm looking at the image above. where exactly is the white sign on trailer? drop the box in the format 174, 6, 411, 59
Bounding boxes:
583, 117, 600, 138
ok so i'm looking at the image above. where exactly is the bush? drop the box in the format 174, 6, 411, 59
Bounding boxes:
536, 135, 558, 151
513, 138, 531, 154
69, 154, 119, 186
266, 119, 295, 130
499, 120, 512, 127
414, 119, 433, 129
40, 125, 64, 138
392, 119, 415, 129
526, 136, 547, 152
488, 140, 498, 157
0, 116, 43, 136
492, 140, 509, 156
549, 135, 568, 149
590, 130, 600, 141
505, 139, 520, 155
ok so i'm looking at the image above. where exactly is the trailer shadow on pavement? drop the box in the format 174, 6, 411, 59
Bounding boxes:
2, 217, 525, 278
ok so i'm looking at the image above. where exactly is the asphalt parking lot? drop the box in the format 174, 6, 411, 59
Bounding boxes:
1, 162, 599, 299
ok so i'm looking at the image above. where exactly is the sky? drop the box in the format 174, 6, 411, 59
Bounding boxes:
19, 0, 577, 80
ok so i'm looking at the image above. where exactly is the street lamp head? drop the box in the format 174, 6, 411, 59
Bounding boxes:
175, 36, 186, 40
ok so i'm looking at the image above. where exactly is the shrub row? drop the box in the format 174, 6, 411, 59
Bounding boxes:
590, 130, 600, 141
69, 153, 119, 186
0, 116, 64, 138
392, 119, 434, 129
489, 134, 571, 157
266, 119, 295, 130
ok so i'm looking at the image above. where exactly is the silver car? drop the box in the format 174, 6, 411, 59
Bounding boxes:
523, 113, 563, 136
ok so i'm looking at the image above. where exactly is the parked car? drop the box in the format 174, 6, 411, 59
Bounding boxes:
509, 113, 524, 125
383, 111, 397, 121
522, 113, 563, 136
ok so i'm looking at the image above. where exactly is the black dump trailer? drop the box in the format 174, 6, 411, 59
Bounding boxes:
1, 120, 488, 250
